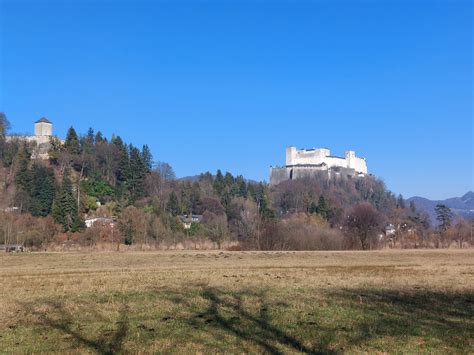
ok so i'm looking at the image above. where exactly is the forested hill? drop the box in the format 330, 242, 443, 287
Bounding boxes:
2, 113, 467, 251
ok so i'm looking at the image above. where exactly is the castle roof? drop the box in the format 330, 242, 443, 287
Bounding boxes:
35, 117, 52, 124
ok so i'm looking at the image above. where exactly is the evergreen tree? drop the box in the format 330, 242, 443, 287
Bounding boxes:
316, 195, 329, 220
128, 145, 147, 201
247, 183, 256, 200
113, 136, 130, 184
224, 172, 234, 188
95, 131, 104, 144
65, 126, 81, 155
309, 201, 318, 214
397, 194, 406, 209
52, 169, 84, 232
86, 127, 95, 145
180, 183, 192, 214
221, 190, 232, 209
0, 112, 10, 137
166, 191, 181, 216
254, 183, 274, 219
213, 170, 225, 195
82, 127, 95, 154
15, 144, 32, 193
30, 164, 55, 217
435, 204, 453, 232
120, 219, 135, 245
236, 176, 247, 197
141, 144, 153, 173
190, 182, 202, 213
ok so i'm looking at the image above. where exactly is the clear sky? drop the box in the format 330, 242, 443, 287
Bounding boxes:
1, 0, 472, 199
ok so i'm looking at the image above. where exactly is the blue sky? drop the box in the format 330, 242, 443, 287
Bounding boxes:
1, 0, 472, 199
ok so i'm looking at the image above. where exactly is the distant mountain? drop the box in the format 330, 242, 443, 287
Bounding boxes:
178, 175, 201, 183
407, 191, 474, 225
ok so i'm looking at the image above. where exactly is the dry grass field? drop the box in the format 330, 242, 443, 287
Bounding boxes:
0, 250, 473, 353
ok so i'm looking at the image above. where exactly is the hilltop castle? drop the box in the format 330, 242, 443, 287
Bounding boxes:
269, 146, 368, 185
6, 118, 56, 159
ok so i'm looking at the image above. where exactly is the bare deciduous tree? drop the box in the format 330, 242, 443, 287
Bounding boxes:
345, 202, 381, 250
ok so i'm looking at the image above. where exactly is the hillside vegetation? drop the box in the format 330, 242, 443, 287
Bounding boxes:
0, 113, 471, 250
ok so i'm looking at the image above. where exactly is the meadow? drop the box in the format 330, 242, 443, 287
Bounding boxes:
0, 250, 473, 353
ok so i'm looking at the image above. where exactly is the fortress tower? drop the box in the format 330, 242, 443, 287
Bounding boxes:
34, 117, 53, 144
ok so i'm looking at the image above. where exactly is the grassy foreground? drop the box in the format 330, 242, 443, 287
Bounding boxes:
0, 250, 473, 354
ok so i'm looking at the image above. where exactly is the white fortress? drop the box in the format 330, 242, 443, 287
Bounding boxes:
6, 118, 55, 159
270, 146, 368, 185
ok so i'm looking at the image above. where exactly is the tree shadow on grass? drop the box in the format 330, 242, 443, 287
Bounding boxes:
19, 300, 129, 354
164, 286, 327, 354
14, 287, 474, 353
163, 286, 473, 354
323, 288, 474, 352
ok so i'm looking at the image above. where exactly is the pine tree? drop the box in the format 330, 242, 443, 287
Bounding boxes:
397, 194, 406, 209
166, 191, 181, 216
309, 201, 318, 214
0, 112, 10, 137
224, 172, 234, 188
180, 183, 192, 214
236, 176, 247, 197
254, 183, 274, 219
65, 126, 81, 155
128, 145, 147, 201
190, 182, 202, 213
316, 195, 329, 220
52, 169, 84, 232
82, 127, 95, 154
141, 144, 153, 173
86, 127, 95, 145
213, 170, 225, 195
435, 204, 453, 232
95, 131, 104, 144
15, 144, 32, 193
30, 164, 55, 217
113, 136, 130, 184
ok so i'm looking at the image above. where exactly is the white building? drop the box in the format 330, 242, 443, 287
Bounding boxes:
85, 217, 115, 228
270, 146, 368, 185
179, 214, 203, 229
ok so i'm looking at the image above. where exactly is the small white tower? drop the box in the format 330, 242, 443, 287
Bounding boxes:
34, 117, 52, 144
286, 146, 297, 165
345, 150, 355, 169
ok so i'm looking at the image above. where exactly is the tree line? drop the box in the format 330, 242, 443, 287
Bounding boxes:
0, 113, 472, 250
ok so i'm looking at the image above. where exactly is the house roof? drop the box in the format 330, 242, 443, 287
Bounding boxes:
35, 117, 52, 124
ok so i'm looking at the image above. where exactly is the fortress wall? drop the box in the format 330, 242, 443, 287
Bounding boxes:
351, 157, 367, 174
323, 156, 347, 169
292, 165, 328, 180
269, 167, 291, 186
5, 135, 37, 143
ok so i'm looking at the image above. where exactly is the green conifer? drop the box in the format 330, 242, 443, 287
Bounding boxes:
52, 169, 84, 232
64, 126, 81, 155
30, 164, 55, 217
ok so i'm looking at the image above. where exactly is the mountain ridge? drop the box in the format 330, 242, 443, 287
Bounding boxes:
407, 191, 474, 225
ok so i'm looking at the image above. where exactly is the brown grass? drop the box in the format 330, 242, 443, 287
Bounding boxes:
1, 249, 473, 353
